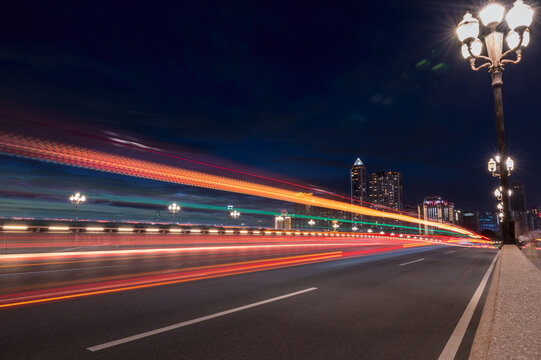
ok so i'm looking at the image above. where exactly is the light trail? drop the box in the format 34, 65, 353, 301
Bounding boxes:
0, 252, 343, 308
1, 115, 383, 207
0, 131, 478, 237
0, 241, 421, 262
0, 239, 437, 309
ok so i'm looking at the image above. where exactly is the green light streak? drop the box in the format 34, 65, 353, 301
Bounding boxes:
88, 194, 470, 238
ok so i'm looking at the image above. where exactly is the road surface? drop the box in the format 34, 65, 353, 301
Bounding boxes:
0, 235, 497, 359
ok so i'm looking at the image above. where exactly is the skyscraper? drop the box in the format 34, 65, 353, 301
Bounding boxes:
511, 181, 528, 235
350, 158, 366, 204
368, 171, 403, 211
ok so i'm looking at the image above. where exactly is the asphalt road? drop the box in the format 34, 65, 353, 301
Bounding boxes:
0, 244, 497, 360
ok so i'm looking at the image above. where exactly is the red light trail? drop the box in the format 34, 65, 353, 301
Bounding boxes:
0, 131, 478, 237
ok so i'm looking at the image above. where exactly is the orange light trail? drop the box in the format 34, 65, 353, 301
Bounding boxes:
0, 131, 477, 237
0, 251, 344, 309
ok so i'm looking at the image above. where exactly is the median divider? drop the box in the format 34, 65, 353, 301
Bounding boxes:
469, 245, 541, 359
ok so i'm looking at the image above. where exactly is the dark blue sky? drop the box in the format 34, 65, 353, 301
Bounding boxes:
0, 0, 540, 212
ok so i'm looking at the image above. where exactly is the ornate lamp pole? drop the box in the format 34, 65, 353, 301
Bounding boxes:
456, 0, 533, 245
168, 202, 181, 223
69, 192, 86, 220
230, 210, 241, 220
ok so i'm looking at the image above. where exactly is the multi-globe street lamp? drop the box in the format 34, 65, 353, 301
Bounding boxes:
230, 210, 241, 219
69, 192, 86, 220
308, 219, 316, 227
168, 202, 181, 223
488, 155, 514, 177
456, 0, 533, 245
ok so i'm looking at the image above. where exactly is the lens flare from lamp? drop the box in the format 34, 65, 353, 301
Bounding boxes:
506, 28, 530, 48
479, 3, 505, 27
457, 12, 480, 42
506, 0, 534, 30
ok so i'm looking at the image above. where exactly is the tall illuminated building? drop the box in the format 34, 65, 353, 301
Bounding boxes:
368, 171, 403, 211
350, 158, 366, 204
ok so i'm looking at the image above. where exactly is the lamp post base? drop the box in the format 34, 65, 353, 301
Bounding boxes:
501, 219, 516, 245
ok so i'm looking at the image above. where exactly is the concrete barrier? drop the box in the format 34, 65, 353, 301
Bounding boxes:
469, 245, 541, 359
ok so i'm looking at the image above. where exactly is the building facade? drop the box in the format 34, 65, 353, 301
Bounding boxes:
274, 211, 292, 230
368, 171, 403, 211
479, 211, 500, 233
420, 196, 454, 234
461, 211, 480, 233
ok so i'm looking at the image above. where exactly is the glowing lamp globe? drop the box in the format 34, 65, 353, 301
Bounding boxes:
488, 158, 497, 172
457, 12, 480, 42
506, 0, 534, 30
506, 157, 514, 171
479, 3, 505, 27
506, 28, 530, 48
461, 38, 483, 58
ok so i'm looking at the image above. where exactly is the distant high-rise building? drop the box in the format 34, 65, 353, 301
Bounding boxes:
511, 181, 528, 236
351, 158, 367, 204
368, 171, 403, 211
461, 211, 480, 233
420, 196, 454, 234
479, 211, 500, 233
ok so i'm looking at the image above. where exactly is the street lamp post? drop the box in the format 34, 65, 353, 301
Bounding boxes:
69, 192, 86, 220
456, 1, 533, 245
168, 202, 181, 223
308, 219, 316, 228
230, 210, 240, 223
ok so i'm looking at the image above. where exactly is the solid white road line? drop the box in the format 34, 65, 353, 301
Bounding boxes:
444, 251, 456, 254
437, 251, 499, 360
399, 258, 425, 266
87, 287, 318, 352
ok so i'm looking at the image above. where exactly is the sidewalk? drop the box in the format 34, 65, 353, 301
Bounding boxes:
469, 245, 541, 359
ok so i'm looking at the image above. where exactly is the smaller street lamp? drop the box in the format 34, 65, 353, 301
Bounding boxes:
230, 210, 241, 219
332, 220, 339, 232
308, 219, 316, 227
352, 225, 358, 231
69, 192, 86, 220
168, 202, 181, 223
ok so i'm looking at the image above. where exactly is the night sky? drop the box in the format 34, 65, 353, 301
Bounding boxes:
1, 0, 540, 221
